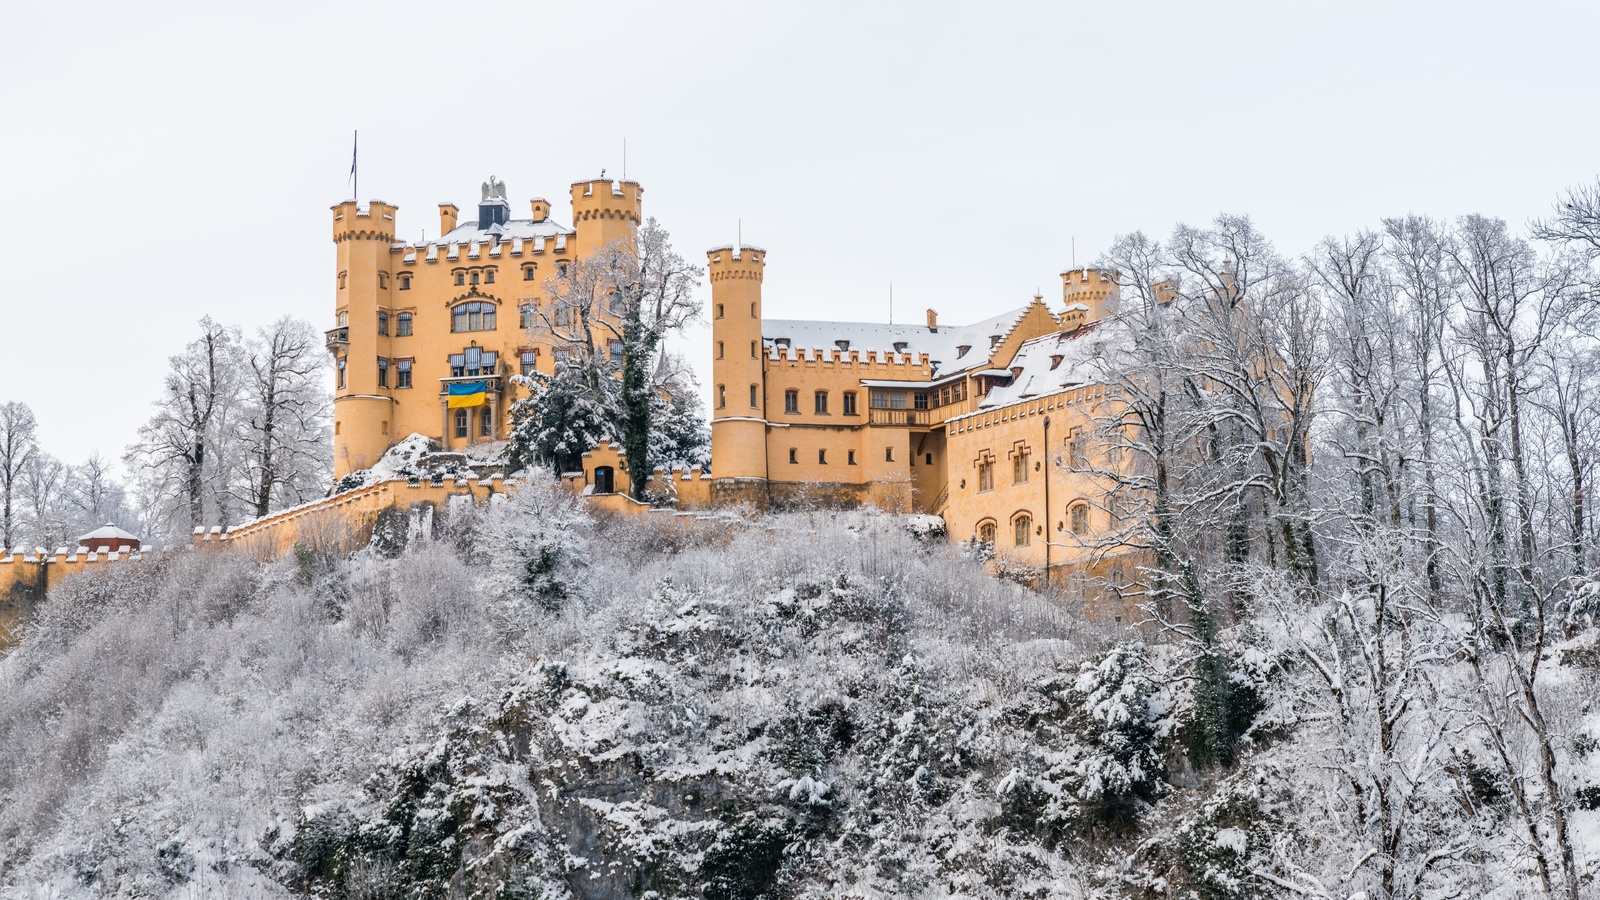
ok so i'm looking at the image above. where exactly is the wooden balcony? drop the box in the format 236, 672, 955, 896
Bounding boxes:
868, 408, 930, 426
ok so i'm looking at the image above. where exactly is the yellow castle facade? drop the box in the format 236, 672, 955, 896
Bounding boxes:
708, 251, 1143, 589
328, 175, 641, 478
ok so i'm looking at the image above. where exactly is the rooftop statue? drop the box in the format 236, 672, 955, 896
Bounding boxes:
481, 176, 507, 202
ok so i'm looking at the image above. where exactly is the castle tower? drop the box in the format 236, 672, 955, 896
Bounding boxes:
708, 244, 769, 507
570, 178, 643, 255
329, 199, 399, 478
1060, 267, 1120, 328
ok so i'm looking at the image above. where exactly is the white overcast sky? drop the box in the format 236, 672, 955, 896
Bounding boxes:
2, 0, 1597, 469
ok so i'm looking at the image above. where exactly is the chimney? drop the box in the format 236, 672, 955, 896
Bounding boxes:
926, 308, 938, 331
530, 198, 550, 223
439, 203, 459, 236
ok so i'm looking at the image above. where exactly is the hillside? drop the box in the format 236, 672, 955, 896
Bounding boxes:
1, 478, 1596, 898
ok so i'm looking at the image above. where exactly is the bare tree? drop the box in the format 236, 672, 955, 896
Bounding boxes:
19, 451, 69, 549
0, 401, 38, 549
530, 219, 703, 500
125, 318, 240, 535
232, 316, 331, 518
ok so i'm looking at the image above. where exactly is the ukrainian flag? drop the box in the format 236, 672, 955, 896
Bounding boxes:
446, 381, 488, 408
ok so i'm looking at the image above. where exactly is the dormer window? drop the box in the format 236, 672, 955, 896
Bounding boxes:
990, 335, 1002, 348
1050, 354, 1064, 370
774, 338, 791, 350
956, 344, 970, 358
835, 340, 850, 353
893, 341, 908, 353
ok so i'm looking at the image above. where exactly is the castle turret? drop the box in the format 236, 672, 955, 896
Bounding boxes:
708, 244, 769, 507
330, 199, 399, 478
1060, 267, 1120, 329
570, 178, 642, 254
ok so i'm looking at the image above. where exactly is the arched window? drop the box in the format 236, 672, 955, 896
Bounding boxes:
977, 520, 997, 546
454, 408, 468, 438
336, 358, 346, 389
480, 406, 494, 436
784, 390, 799, 414
1014, 514, 1033, 547
1070, 502, 1090, 535
451, 301, 497, 333
523, 264, 536, 281
814, 391, 828, 414
843, 391, 858, 415
1013, 448, 1030, 484
977, 456, 994, 492
396, 313, 413, 336
554, 302, 572, 327
377, 312, 389, 336
338, 271, 348, 289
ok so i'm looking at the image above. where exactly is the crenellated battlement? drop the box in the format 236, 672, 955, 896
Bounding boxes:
766, 346, 934, 376
570, 179, 643, 224
332, 200, 398, 242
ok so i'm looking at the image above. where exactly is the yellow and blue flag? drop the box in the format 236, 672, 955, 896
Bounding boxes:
446, 381, 487, 408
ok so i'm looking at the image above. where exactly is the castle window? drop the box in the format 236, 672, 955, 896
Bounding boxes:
893, 341, 908, 353
377, 312, 389, 336
399, 274, 411, 291
789, 448, 798, 464
523, 265, 536, 281
1013, 449, 1030, 484
750, 341, 757, 358
520, 350, 538, 375
1070, 502, 1090, 535
377, 357, 389, 388
956, 344, 970, 358
784, 390, 799, 414
750, 385, 758, 407
814, 391, 828, 414
338, 271, 348, 289
338, 310, 348, 327
381, 420, 389, 435
717, 385, 727, 409
842, 392, 858, 415
378, 273, 389, 289
396, 313, 413, 336
835, 340, 850, 353
607, 291, 624, 314
335, 421, 340, 435
885, 447, 894, 462
926, 453, 933, 465
449, 346, 498, 377
520, 304, 537, 329
977, 520, 997, 546
913, 392, 929, 410
716, 304, 725, 319
484, 270, 495, 284
480, 407, 494, 436
336, 358, 346, 389
1066, 427, 1087, 468
818, 449, 827, 464
451, 301, 497, 332
554, 302, 571, 327
397, 359, 412, 388
750, 303, 757, 318
556, 261, 570, 277
977, 457, 994, 492
1014, 514, 1032, 547
456, 272, 465, 286
717, 341, 724, 360
609, 342, 624, 367
847, 450, 857, 465
455, 409, 468, 438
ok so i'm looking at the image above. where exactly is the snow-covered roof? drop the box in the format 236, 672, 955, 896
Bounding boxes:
427, 217, 574, 246
763, 306, 1032, 378
975, 325, 1110, 411
77, 523, 138, 544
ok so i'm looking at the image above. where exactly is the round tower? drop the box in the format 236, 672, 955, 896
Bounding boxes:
570, 178, 643, 255
708, 244, 769, 508
1060, 267, 1120, 328
330, 199, 399, 480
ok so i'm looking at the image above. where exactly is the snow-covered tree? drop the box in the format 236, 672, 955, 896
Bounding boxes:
0, 401, 38, 549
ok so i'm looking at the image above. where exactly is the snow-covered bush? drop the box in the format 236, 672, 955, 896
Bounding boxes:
475, 471, 590, 618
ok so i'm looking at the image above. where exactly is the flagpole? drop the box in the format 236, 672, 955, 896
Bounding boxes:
352, 130, 358, 202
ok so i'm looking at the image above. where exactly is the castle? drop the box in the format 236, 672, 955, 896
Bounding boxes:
328, 175, 641, 478
325, 172, 1144, 594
